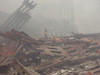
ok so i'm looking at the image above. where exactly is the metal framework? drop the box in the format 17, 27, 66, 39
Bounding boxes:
1, 0, 37, 31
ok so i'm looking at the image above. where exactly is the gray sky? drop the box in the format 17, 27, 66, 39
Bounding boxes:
0, 0, 100, 33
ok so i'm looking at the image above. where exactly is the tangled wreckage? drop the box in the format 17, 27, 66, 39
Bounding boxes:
0, 30, 100, 75
0, 0, 100, 75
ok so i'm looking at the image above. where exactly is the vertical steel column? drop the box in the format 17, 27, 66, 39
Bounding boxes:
1, 0, 37, 32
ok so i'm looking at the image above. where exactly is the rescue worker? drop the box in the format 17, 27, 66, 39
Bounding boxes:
53, 36, 56, 45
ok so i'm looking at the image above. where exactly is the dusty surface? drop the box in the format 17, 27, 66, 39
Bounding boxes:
1, 31, 100, 75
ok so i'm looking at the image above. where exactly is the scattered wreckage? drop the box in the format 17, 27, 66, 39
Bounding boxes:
1, 30, 100, 75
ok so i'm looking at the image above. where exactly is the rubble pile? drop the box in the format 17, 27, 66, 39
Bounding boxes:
0, 30, 41, 75
0, 31, 100, 75
35, 33, 100, 75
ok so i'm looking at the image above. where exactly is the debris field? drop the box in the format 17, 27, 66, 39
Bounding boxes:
0, 30, 100, 75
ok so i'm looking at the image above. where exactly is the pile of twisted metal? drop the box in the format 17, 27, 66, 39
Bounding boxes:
1, 30, 100, 75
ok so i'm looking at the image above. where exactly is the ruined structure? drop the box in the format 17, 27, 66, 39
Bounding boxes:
60, 0, 77, 34
1, 0, 37, 32
0, 0, 100, 75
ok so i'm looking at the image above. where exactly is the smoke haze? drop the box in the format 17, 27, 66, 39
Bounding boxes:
0, 0, 100, 36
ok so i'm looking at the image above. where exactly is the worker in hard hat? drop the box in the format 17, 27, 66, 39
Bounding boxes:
53, 36, 56, 45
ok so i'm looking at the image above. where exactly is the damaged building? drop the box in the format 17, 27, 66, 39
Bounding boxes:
0, 0, 100, 75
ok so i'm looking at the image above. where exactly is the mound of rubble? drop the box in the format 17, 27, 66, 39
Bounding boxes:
0, 31, 100, 75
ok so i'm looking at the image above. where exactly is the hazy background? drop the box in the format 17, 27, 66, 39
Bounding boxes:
0, 0, 100, 37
